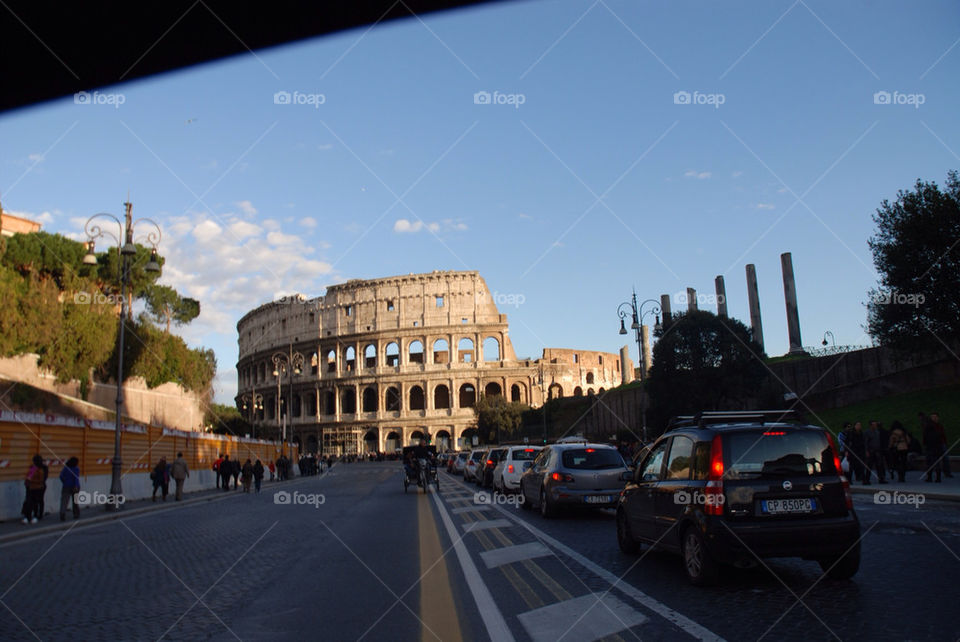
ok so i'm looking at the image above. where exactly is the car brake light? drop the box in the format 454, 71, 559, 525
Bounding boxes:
825, 433, 853, 509
763, 430, 786, 436
550, 472, 574, 482
486, 460, 494, 466
585, 448, 595, 453
705, 434, 724, 516
524, 449, 534, 452
507, 465, 514, 473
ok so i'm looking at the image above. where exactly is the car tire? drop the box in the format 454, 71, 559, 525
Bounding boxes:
616, 509, 638, 554
520, 486, 531, 510
819, 541, 860, 580
682, 528, 719, 586
540, 488, 556, 518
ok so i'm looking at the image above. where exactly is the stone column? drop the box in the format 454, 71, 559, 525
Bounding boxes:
641, 325, 652, 377
745, 264, 764, 352
619, 345, 632, 384
715, 275, 728, 317
687, 288, 698, 312
659, 294, 672, 322
781, 252, 806, 355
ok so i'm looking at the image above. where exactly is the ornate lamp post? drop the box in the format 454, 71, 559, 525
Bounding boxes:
82, 202, 161, 511
273, 346, 304, 456
822, 331, 836, 347
240, 390, 264, 438
616, 289, 661, 442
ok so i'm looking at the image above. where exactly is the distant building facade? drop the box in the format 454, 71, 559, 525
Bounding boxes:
0, 204, 42, 237
236, 271, 628, 454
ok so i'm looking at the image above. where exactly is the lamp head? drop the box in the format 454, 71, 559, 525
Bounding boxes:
121, 241, 137, 256
82, 241, 98, 265
618, 319, 627, 335
145, 248, 161, 273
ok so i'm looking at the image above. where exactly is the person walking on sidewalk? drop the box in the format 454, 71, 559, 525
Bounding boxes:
171, 452, 190, 501
151, 457, 170, 501
923, 418, 944, 483
59, 456, 81, 521
241, 459, 254, 493
22, 455, 45, 524
268, 459, 275, 481
253, 459, 264, 493
888, 421, 911, 483
220, 455, 232, 491
866, 420, 888, 484
213, 454, 223, 489
848, 422, 869, 484
231, 457, 241, 490
930, 412, 953, 478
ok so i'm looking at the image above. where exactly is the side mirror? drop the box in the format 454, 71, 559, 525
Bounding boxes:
619, 471, 633, 482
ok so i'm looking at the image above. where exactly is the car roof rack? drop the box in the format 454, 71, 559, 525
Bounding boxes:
669, 409, 800, 429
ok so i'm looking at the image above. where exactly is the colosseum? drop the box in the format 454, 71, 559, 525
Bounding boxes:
236, 271, 630, 455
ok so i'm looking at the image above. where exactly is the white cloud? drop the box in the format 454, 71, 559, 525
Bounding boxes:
236, 200, 257, 216
732, 171, 743, 178
394, 218, 465, 234
755, 203, 775, 210
684, 170, 711, 179
7, 209, 54, 226
27, 153, 44, 163
228, 220, 261, 239
300, 217, 317, 228
266, 230, 301, 246
192, 220, 223, 243
317, 143, 334, 151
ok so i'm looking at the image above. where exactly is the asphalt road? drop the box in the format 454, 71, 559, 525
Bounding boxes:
0, 461, 957, 641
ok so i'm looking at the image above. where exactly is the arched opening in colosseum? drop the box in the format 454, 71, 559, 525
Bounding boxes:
385, 386, 401, 411
599, 387, 605, 394
364, 344, 377, 368
457, 338, 474, 363
266, 396, 276, 419
409, 340, 424, 364
385, 342, 400, 367
323, 390, 334, 415
363, 430, 377, 453
574, 386, 583, 396
304, 393, 316, 417
586, 372, 595, 384
409, 430, 424, 445
292, 395, 301, 417
345, 346, 356, 372
459, 383, 476, 408
340, 387, 356, 414
434, 384, 450, 409
432, 338, 449, 364
436, 430, 451, 452
511, 383, 523, 402
483, 337, 500, 361
484, 382, 502, 397
548, 383, 563, 399
310, 352, 318, 375
460, 428, 478, 448
362, 386, 378, 412
326, 350, 336, 373
409, 385, 425, 410
385, 431, 401, 452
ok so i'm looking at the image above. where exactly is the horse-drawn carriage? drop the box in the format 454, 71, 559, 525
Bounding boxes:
402, 445, 440, 493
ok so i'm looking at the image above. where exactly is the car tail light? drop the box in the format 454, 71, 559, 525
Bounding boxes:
825, 433, 853, 509
507, 465, 515, 474
585, 448, 595, 453
550, 472, 574, 482
705, 434, 724, 516
762, 430, 786, 436
524, 449, 535, 452
486, 459, 494, 466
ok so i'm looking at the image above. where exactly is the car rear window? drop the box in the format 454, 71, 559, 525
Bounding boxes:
725, 429, 838, 478
561, 448, 624, 469
511, 448, 540, 461
471, 452, 485, 461
457, 453, 468, 461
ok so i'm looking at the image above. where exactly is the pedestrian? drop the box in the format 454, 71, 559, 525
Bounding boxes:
848, 422, 868, 484
151, 457, 170, 501
171, 452, 190, 501
22, 454, 45, 524
924, 414, 945, 483
213, 453, 223, 489
865, 420, 888, 484
253, 459, 264, 493
888, 420, 911, 483
837, 422, 850, 457
241, 459, 253, 493
268, 459, 276, 481
220, 455, 232, 490
231, 457, 241, 490
929, 412, 953, 478
59, 456, 81, 521
36, 457, 49, 521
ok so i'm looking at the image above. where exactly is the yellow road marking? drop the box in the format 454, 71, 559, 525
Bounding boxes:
418, 493, 463, 642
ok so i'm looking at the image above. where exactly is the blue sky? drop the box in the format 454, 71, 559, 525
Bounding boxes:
2, 0, 958, 405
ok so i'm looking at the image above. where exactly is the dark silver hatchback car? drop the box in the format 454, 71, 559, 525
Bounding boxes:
519, 443, 631, 517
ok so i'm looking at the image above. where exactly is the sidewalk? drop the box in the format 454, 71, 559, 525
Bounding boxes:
0, 468, 331, 545
848, 467, 960, 502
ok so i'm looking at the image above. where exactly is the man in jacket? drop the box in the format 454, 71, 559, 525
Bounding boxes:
171, 452, 190, 500
59, 456, 81, 520
220, 455, 232, 491
213, 454, 223, 489
865, 420, 888, 484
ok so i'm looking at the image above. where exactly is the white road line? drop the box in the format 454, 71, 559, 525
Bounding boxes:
517, 593, 647, 642
429, 489, 515, 642
479, 542, 551, 569
462, 519, 512, 532
451, 505, 491, 514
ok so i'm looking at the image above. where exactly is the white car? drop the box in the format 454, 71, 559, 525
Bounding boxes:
493, 445, 542, 493
452, 452, 469, 475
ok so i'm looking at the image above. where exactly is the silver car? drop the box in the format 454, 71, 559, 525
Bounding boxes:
492, 445, 542, 493
519, 443, 631, 517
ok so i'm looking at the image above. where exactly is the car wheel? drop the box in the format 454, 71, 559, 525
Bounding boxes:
539, 488, 556, 518
520, 485, 531, 510
616, 509, 638, 554
682, 528, 719, 586
819, 541, 860, 580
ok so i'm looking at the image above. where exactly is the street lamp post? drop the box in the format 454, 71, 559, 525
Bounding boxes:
273, 346, 304, 457
83, 202, 162, 511
822, 331, 836, 347
240, 390, 264, 438
616, 290, 661, 443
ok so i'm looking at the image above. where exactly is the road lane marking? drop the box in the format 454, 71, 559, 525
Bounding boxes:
480, 542, 552, 568
452, 505, 491, 514
462, 519, 512, 532
430, 488, 515, 642
517, 593, 648, 642
418, 493, 463, 642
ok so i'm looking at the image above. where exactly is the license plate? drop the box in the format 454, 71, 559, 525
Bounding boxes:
761, 498, 816, 514
585, 495, 612, 504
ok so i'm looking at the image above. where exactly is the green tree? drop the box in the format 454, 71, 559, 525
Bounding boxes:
143, 284, 200, 332
647, 310, 775, 434
205, 403, 249, 436
867, 170, 960, 351
1, 231, 95, 287
474, 395, 529, 443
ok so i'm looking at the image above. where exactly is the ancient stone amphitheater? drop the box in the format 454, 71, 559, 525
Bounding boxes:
236, 271, 629, 454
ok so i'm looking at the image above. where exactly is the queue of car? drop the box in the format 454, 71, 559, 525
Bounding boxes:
437, 409, 861, 586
